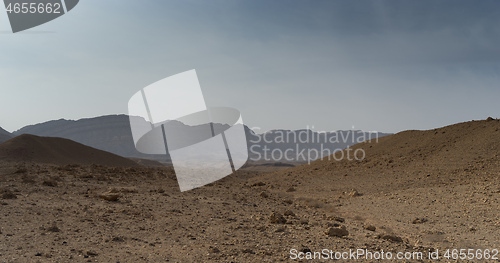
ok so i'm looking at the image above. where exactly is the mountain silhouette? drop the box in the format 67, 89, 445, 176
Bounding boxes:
12, 115, 391, 163
13, 115, 161, 159
0, 126, 12, 144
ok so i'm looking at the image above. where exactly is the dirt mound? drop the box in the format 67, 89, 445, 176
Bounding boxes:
0, 134, 140, 167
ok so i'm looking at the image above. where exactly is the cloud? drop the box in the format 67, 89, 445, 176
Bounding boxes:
0, 0, 498, 132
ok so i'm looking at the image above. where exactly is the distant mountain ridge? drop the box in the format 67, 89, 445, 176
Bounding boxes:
12, 115, 392, 163
0, 126, 12, 143
13, 115, 160, 159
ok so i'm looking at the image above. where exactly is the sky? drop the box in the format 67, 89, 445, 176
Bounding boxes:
0, 0, 499, 133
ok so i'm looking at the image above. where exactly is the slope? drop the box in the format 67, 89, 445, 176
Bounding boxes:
0, 134, 140, 167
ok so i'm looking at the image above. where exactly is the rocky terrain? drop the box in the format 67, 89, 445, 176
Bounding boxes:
0, 118, 498, 262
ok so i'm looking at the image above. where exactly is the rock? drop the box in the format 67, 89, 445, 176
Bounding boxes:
377, 234, 403, 242
348, 189, 361, 197
47, 222, 60, 233
208, 246, 220, 253
99, 192, 120, 201
325, 225, 349, 237
42, 179, 58, 187
108, 188, 119, 193
259, 191, 269, 198
284, 210, 295, 217
325, 222, 341, 228
242, 248, 254, 254
256, 226, 266, 232
363, 225, 376, 231
86, 250, 98, 256
486, 117, 494, 121
252, 182, 266, 187
275, 226, 286, 232
1, 190, 17, 199
333, 217, 345, 223
412, 218, 428, 224
111, 236, 125, 242
286, 187, 296, 192
269, 212, 287, 224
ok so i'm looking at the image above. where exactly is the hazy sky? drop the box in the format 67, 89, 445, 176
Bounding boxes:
1, 0, 499, 133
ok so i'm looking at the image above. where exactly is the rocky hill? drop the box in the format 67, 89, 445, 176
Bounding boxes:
247, 117, 499, 251
13, 115, 151, 158
0, 134, 140, 167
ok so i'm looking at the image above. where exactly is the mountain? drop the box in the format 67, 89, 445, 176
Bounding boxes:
0, 126, 12, 144
13, 115, 166, 160
13, 115, 392, 163
0, 134, 139, 167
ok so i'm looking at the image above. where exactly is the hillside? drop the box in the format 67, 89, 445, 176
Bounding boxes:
247, 117, 499, 251
254, 118, 499, 190
0, 134, 140, 167
13, 115, 150, 158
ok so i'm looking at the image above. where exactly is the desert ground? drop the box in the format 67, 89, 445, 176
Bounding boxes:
0, 118, 499, 262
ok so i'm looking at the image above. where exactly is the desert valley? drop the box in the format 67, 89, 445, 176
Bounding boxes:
0, 117, 499, 262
